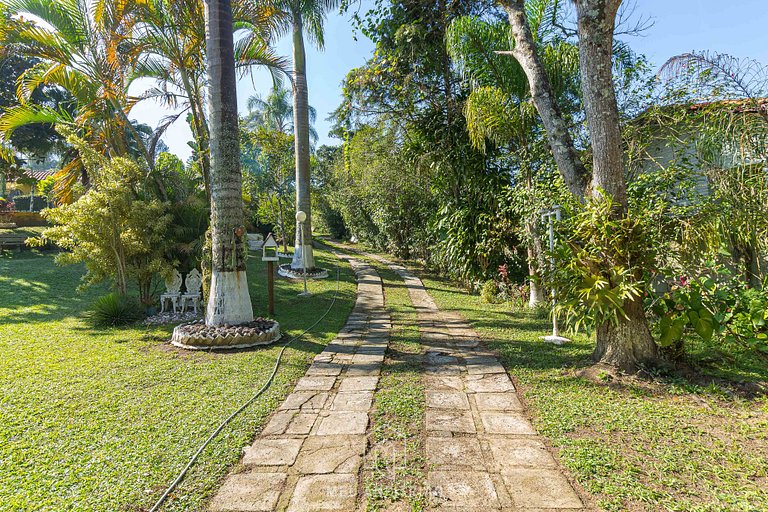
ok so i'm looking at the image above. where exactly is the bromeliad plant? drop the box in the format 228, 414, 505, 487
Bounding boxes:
548, 193, 656, 334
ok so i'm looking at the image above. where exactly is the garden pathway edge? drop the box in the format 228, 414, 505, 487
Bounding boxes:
361, 250, 591, 512
208, 253, 389, 511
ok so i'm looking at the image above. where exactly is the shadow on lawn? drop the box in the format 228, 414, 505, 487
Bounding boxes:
0, 253, 96, 325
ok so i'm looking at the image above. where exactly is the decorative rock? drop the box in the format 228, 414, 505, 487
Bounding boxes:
171, 318, 281, 350
144, 310, 200, 325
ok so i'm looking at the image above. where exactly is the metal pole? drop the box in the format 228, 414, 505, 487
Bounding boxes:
541, 205, 568, 345
300, 220, 309, 296
548, 209, 558, 337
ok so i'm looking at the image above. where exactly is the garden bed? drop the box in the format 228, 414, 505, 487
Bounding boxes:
171, 318, 281, 349
277, 263, 329, 279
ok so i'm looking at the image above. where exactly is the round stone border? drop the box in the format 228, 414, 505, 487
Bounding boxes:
171, 319, 282, 350
277, 264, 329, 280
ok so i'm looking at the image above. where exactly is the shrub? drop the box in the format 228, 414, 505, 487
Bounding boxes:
40, 131, 173, 304
481, 279, 499, 304
90, 293, 141, 326
0, 197, 14, 223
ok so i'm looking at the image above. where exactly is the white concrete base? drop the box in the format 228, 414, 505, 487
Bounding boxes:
277, 264, 329, 280
205, 270, 254, 326
541, 335, 571, 345
291, 243, 316, 270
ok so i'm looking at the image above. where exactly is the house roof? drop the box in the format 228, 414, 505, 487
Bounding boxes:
22, 169, 56, 181
685, 98, 768, 115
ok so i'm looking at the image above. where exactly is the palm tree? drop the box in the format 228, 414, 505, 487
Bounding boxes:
245, 84, 318, 141
446, 5, 580, 307
0, 0, 166, 201
132, 0, 288, 202
204, 0, 253, 326
277, 0, 339, 270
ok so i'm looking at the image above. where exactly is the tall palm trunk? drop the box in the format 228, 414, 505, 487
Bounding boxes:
204, 0, 254, 326
290, 12, 316, 270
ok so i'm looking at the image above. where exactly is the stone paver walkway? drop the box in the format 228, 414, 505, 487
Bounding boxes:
209, 255, 389, 512
209, 248, 588, 511
364, 253, 588, 512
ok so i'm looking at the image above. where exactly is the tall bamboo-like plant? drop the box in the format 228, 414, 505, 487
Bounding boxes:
204, 0, 253, 325
276, 0, 339, 270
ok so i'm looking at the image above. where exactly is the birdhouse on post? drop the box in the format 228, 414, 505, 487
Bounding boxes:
262, 233, 279, 262
262, 233, 278, 316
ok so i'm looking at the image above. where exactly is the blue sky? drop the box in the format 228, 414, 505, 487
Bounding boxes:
130, 0, 768, 161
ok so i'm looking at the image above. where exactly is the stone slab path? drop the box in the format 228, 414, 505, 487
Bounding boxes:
363, 252, 589, 512
208, 249, 589, 511
209, 255, 390, 512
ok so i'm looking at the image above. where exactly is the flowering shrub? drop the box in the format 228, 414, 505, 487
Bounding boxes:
0, 197, 15, 223
651, 267, 768, 357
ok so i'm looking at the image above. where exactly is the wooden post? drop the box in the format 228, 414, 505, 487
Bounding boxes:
267, 260, 275, 316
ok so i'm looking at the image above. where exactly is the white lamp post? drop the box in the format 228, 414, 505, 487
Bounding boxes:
296, 210, 310, 297
540, 205, 570, 345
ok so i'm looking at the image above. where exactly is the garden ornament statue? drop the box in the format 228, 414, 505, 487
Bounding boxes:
541, 205, 570, 345
160, 269, 183, 313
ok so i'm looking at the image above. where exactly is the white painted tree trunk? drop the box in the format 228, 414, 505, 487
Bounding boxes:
204, 0, 254, 326
206, 270, 254, 325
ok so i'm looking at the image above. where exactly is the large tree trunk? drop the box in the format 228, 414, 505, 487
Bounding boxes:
204, 0, 253, 326
501, 0, 658, 370
500, 0, 589, 198
575, 0, 656, 369
290, 13, 316, 270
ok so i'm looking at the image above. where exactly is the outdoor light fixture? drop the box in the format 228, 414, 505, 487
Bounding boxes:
296, 210, 310, 297
541, 205, 570, 345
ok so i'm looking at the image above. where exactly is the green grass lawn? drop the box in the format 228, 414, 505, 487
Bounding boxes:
419, 272, 768, 512
0, 225, 47, 240
0, 248, 355, 511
